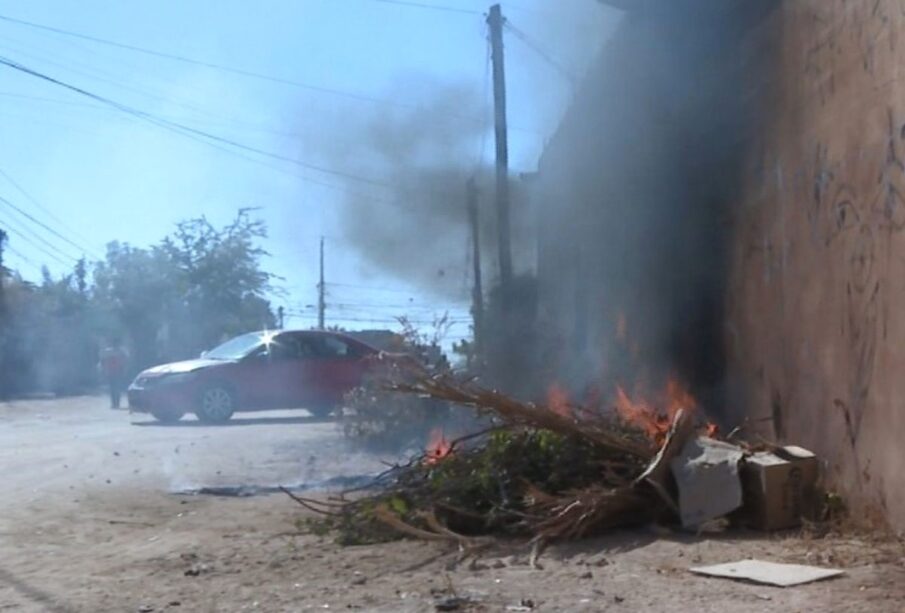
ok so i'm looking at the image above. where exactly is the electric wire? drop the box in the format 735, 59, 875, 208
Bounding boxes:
0, 11, 533, 133
0, 166, 102, 258
0, 214, 75, 266
504, 20, 577, 85
0, 194, 85, 261
362, 0, 481, 14
0, 54, 393, 190
3, 241, 43, 272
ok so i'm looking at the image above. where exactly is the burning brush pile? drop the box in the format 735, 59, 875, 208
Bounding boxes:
290, 359, 762, 547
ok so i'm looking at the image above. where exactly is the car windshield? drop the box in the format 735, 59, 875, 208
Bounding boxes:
204, 332, 265, 360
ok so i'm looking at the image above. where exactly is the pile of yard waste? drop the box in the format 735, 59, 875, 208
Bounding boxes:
292, 359, 827, 549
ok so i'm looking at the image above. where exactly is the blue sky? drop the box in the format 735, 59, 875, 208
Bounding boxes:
0, 0, 618, 341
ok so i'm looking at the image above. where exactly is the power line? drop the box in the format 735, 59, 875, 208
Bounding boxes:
0, 89, 477, 196
3, 242, 43, 272
504, 21, 577, 85
362, 0, 481, 14
6, 96, 307, 144
0, 87, 419, 212
0, 90, 101, 108
0, 225, 70, 266
0, 166, 102, 258
286, 312, 470, 325
0, 11, 527, 133
296, 301, 470, 314
329, 302, 469, 310
0, 212, 75, 266
0, 54, 393, 190
0, 194, 84, 261
0, 39, 345, 144
325, 281, 422, 294
0, 212, 76, 265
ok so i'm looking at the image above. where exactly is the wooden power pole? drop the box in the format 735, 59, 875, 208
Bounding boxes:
467, 178, 484, 353
0, 229, 6, 314
487, 4, 513, 296
317, 236, 326, 330
0, 228, 9, 308
0, 229, 5, 398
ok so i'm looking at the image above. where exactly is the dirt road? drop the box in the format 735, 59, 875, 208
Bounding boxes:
1, 396, 903, 612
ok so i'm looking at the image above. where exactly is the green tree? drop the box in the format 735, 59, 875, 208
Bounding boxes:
0, 210, 276, 396
92, 210, 275, 370
158, 208, 275, 356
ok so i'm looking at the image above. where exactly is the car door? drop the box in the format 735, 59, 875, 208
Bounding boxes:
265, 333, 312, 408
229, 333, 308, 409
301, 335, 369, 407
230, 343, 283, 409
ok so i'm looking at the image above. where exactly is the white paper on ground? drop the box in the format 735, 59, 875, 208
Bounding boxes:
690, 559, 845, 587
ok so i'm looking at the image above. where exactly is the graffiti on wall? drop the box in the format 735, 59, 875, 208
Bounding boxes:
808, 106, 905, 450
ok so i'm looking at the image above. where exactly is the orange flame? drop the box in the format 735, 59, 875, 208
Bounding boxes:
614, 385, 665, 442
546, 383, 571, 419
426, 428, 452, 464
614, 376, 703, 445
665, 375, 696, 418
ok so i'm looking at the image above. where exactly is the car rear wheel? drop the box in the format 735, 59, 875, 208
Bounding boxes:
150, 409, 185, 424
196, 385, 235, 424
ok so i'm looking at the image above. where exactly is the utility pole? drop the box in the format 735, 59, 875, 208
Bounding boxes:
487, 4, 513, 297
317, 236, 326, 330
0, 229, 6, 310
277, 306, 285, 330
467, 178, 484, 355
0, 229, 5, 398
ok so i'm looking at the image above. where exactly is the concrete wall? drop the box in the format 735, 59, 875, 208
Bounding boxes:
726, 0, 905, 528
532, 0, 905, 528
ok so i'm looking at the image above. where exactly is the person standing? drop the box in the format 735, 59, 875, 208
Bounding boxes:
99, 337, 129, 409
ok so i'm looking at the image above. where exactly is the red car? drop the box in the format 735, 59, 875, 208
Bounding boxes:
127, 330, 379, 423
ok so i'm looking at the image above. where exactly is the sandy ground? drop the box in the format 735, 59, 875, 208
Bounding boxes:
0, 396, 903, 612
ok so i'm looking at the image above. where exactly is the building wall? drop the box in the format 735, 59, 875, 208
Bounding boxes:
533, 0, 905, 528
726, 0, 905, 527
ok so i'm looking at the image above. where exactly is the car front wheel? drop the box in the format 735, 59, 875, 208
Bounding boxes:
195, 385, 236, 424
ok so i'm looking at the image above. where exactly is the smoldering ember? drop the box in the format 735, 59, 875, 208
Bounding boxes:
1, 1, 904, 612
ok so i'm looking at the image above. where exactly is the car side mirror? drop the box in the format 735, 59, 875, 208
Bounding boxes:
247, 349, 271, 362
200, 350, 208, 358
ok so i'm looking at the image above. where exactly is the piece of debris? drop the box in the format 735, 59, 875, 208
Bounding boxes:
184, 563, 210, 577
177, 475, 376, 498
587, 555, 610, 567
739, 446, 819, 530
670, 437, 744, 529
434, 596, 468, 611
690, 560, 844, 587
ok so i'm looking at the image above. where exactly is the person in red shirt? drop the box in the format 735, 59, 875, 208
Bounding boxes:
98, 337, 129, 409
